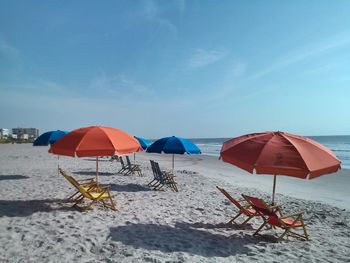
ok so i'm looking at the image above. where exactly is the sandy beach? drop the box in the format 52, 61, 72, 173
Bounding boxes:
0, 143, 349, 262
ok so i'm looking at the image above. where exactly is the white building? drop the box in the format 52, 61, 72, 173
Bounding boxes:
12, 128, 39, 140
0, 128, 12, 139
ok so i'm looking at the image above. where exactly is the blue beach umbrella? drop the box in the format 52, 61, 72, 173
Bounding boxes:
33, 130, 68, 146
146, 136, 201, 170
33, 130, 68, 174
134, 136, 152, 150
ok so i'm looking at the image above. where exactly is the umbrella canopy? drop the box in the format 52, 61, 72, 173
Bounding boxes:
33, 130, 68, 146
49, 126, 142, 157
146, 136, 201, 170
134, 136, 152, 150
49, 126, 143, 184
220, 131, 341, 203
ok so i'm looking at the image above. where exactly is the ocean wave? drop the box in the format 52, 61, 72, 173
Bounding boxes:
331, 149, 350, 153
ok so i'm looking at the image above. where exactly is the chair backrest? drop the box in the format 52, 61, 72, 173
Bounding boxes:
126, 155, 132, 167
150, 160, 159, 180
59, 168, 71, 182
59, 168, 93, 199
119, 156, 126, 168
242, 195, 277, 217
216, 186, 245, 211
153, 161, 165, 182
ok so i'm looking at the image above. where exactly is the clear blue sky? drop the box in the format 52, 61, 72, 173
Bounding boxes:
1, 0, 349, 138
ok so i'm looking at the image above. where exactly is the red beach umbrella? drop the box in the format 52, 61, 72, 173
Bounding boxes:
49, 126, 143, 184
220, 131, 341, 204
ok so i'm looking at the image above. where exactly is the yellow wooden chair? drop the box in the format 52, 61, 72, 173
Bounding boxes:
59, 169, 116, 211
59, 168, 97, 201
73, 182, 117, 211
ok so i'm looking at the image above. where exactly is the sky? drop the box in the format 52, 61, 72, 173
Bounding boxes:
1, 0, 350, 138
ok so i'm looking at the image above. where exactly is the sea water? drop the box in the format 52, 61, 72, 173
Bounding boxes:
190, 135, 350, 169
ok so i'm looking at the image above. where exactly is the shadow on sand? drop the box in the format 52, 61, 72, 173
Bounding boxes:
109, 222, 265, 257
109, 183, 151, 192
179, 221, 255, 231
73, 171, 115, 176
0, 175, 30, 180
0, 199, 73, 217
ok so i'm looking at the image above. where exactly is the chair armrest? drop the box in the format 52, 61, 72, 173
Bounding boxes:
280, 212, 304, 219
99, 185, 111, 191
77, 178, 95, 182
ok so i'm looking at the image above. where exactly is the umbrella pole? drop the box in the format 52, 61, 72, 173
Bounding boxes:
96, 156, 99, 187
57, 155, 60, 176
134, 152, 136, 164
172, 153, 174, 172
272, 175, 277, 205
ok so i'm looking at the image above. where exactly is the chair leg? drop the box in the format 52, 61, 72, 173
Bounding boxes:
67, 191, 80, 201
172, 183, 178, 192
254, 220, 268, 236
149, 179, 159, 186
108, 196, 117, 211
228, 212, 242, 224
151, 181, 160, 189
83, 200, 96, 211
278, 228, 290, 241
241, 215, 254, 226
156, 183, 165, 191
302, 224, 309, 240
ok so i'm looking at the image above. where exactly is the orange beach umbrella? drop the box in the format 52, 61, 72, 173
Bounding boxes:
220, 131, 341, 204
49, 126, 143, 184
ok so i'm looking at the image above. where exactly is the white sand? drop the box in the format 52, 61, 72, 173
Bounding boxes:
0, 144, 349, 262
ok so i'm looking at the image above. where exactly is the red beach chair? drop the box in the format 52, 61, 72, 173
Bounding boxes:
216, 186, 260, 225
242, 194, 309, 241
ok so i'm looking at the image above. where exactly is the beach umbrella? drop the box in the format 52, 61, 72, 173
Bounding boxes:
134, 136, 152, 150
33, 130, 68, 146
34, 130, 69, 174
133, 136, 152, 163
220, 131, 341, 204
146, 136, 201, 171
49, 126, 143, 185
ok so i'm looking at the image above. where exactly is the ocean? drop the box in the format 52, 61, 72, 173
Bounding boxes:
190, 135, 350, 169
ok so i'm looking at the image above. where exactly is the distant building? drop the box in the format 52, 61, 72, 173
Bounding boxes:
12, 128, 39, 140
0, 128, 12, 139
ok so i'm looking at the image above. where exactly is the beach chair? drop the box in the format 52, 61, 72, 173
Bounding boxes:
242, 194, 309, 241
59, 169, 116, 211
126, 155, 142, 176
59, 168, 98, 201
117, 156, 129, 175
73, 183, 117, 211
216, 186, 260, 225
148, 160, 161, 188
153, 161, 178, 192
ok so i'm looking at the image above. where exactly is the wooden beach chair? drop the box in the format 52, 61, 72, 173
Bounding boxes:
242, 194, 309, 241
126, 155, 142, 176
73, 183, 117, 211
148, 160, 174, 190
153, 161, 178, 192
117, 156, 129, 175
59, 168, 97, 201
216, 186, 260, 225
148, 160, 161, 188
59, 169, 116, 211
